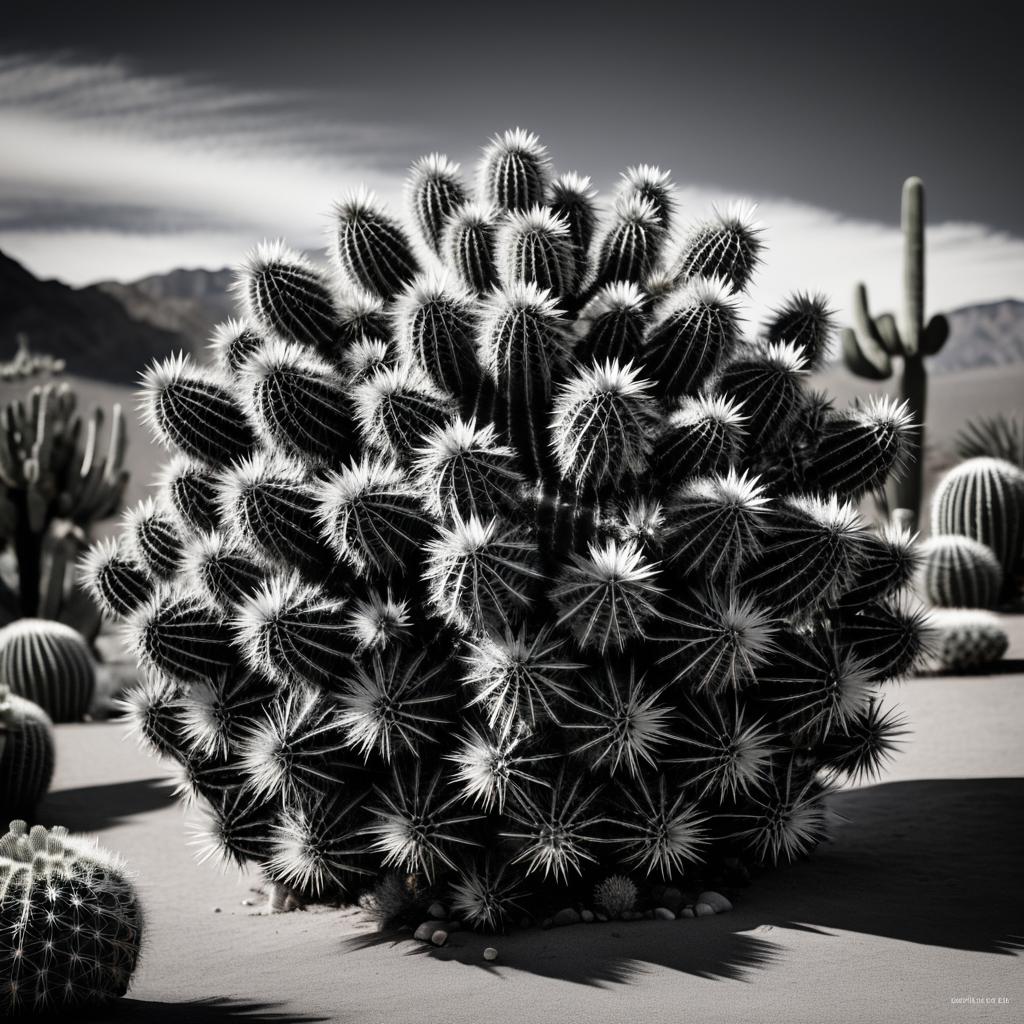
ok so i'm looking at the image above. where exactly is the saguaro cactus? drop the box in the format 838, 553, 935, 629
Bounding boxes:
87, 129, 924, 929
841, 177, 950, 527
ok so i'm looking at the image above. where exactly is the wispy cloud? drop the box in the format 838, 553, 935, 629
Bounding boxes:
1, 53, 1022, 324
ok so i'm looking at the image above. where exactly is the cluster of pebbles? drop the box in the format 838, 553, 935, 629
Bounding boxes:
412, 888, 734, 955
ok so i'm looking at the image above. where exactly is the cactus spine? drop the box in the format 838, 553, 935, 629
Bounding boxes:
841, 178, 950, 527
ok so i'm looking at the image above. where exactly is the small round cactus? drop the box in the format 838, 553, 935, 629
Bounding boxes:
0, 619, 96, 723
917, 535, 1003, 610
0, 692, 54, 818
593, 874, 638, 919
926, 609, 1009, 673
0, 821, 143, 1015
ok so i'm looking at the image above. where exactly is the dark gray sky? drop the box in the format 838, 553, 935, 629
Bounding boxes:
6, 0, 1020, 229
1, 0, 1022, 308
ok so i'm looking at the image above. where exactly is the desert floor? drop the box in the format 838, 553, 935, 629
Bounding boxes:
34, 617, 1024, 1024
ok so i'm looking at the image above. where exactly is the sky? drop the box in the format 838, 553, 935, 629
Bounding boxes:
2, 0, 1022, 321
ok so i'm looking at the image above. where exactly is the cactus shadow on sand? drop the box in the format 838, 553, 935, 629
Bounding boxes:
37, 776, 172, 831
34, 997, 330, 1023
340, 777, 1023, 987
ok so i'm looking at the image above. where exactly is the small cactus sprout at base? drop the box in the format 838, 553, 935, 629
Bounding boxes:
925, 609, 1009, 674
0, 619, 96, 722
0, 821, 143, 1015
0, 693, 54, 818
917, 535, 1003, 610
86, 128, 924, 928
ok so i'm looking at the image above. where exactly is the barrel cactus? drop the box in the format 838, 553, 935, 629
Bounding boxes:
0, 691, 54, 818
931, 457, 1024, 595
0, 618, 96, 722
84, 129, 924, 927
926, 609, 1009, 673
917, 535, 1003, 610
0, 821, 142, 1015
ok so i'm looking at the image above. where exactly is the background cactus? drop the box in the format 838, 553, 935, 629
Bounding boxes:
925, 609, 1009, 673
87, 129, 924, 925
841, 177, 949, 528
0, 690, 54, 817
0, 381, 128, 640
930, 457, 1024, 597
0, 821, 142, 1015
917, 535, 1002, 610
0, 618, 97, 722
955, 413, 1024, 470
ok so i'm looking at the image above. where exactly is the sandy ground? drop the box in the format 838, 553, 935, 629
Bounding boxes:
29, 619, 1024, 1024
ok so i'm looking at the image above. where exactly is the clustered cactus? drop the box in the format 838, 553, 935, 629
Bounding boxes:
0, 821, 142, 1014
86, 129, 926, 929
0, 383, 128, 640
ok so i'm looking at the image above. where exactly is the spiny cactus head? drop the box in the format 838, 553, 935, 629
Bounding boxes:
738, 768, 830, 864
413, 417, 524, 519
352, 364, 453, 463
837, 598, 935, 681
665, 468, 771, 580
479, 128, 551, 213
233, 574, 354, 689
816, 698, 908, 783
181, 531, 265, 611
117, 676, 185, 759
237, 240, 341, 352
808, 395, 915, 499
210, 317, 266, 376
594, 194, 665, 288
575, 281, 649, 365
157, 454, 221, 535
593, 874, 638, 919
547, 171, 598, 256
314, 457, 426, 577
550, 359, 656, 488
497, 206, 576, 296
123, 496, 183, 581
926, 608, 1009, 672
336, 289, 391, 349
341, 337, 396, 387
764, 291, 835, 370
675, 201, 764, 293
609, 495, 668, 555
239, 339, 356, 465
654, 394, 747, 485
839, 523, 920, 609
424, 512, 542, 634
460, 624, 582, 739
79, 537, 154, 620
715, 340, 807, 446
551, 538, 665, 653
449, 859, 526, 932
332, 187, 421, 300
191, 788, 278, 870
178, 667, 275, 760
644, 276, 741, 400
442, 201, 500, 294
392, 271, 481, 397
407, 153, 468, 254
446, 727, 539, 812
617, 164, 676, 233
345, 590, 413, 652
140, 353, 256, 467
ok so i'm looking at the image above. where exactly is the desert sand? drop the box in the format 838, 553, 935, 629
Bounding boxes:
29, 618, 1024, 1024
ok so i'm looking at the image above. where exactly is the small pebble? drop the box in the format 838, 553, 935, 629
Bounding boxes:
414, 921, 448, 941
552, 908, 581, 927
241, 899, 255, 907
696, 891, 733, 914
653, 907, 675, 921
483, 947, 498, 962
680, 907, 695, 919
580, 909, 595, 923
541, 917, 553, 930
428, 902, 447, 920
431, 929, 448, 947
595, 912, 609, 923
212, 907, 221, 914
694, 902, 715, 917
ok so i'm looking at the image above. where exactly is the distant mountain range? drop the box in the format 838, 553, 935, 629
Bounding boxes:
1, 249, 1023, 384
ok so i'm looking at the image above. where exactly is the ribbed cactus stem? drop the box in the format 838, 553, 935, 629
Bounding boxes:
902, 177, 925, 355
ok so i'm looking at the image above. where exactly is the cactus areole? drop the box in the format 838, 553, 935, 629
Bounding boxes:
87, 129, 924, 928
